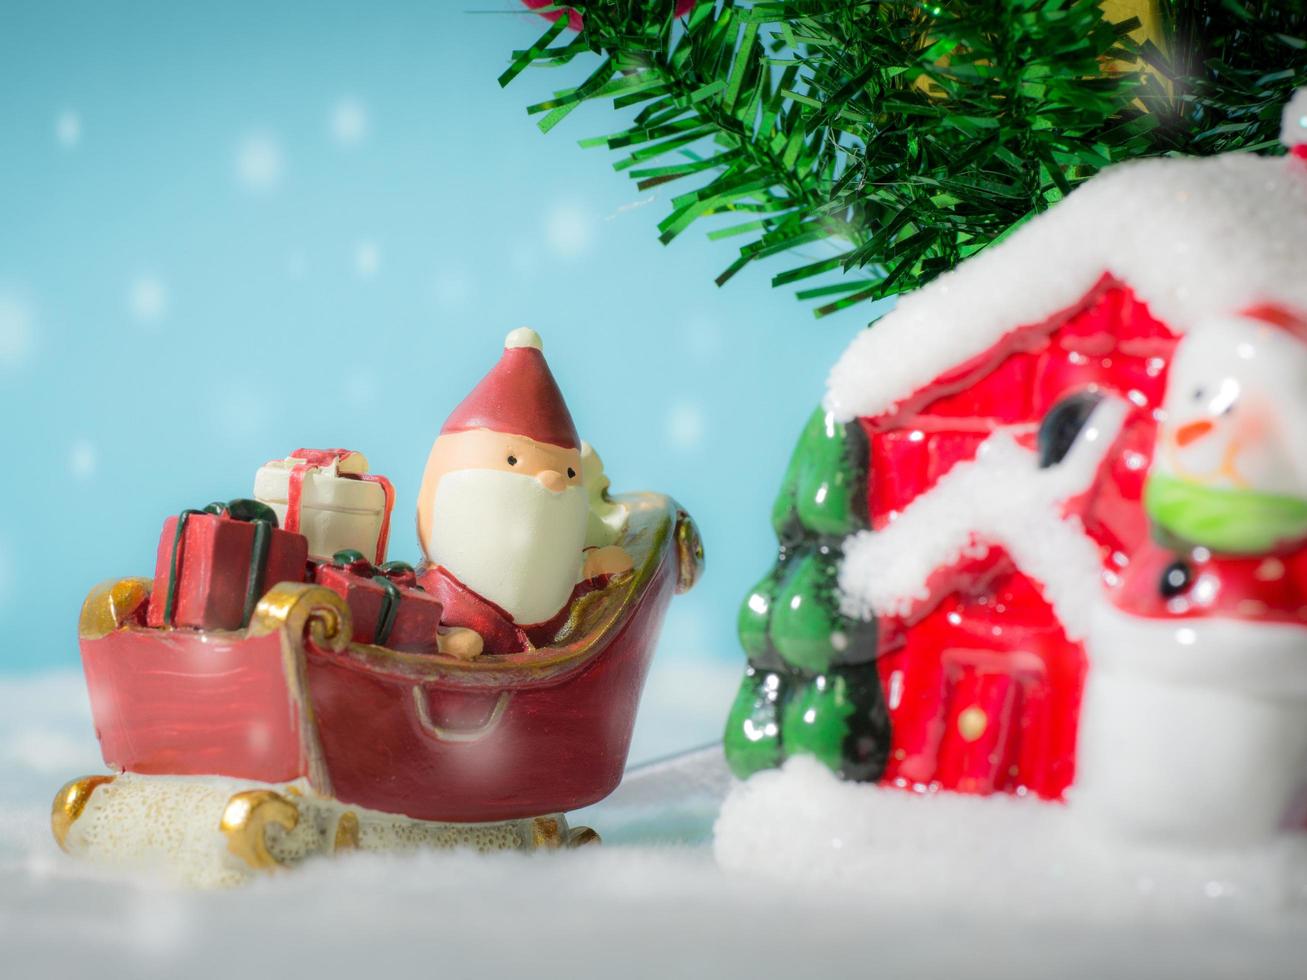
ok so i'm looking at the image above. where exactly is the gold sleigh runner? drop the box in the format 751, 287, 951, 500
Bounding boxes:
53, 773, 599, 888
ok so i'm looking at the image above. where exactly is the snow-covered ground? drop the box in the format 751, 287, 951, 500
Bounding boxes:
3, 672, 1306, 979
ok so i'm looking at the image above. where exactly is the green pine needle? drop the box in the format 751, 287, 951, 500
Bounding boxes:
501, 0, 1307, 317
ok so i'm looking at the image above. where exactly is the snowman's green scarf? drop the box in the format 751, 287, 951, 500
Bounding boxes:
1145, 474, 1307, 554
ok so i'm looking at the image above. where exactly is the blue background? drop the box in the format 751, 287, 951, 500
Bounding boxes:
0, 2, 877, 750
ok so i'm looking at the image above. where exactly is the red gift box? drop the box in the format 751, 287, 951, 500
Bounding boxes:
147, 500, 309, 631
313, 553, 443, 654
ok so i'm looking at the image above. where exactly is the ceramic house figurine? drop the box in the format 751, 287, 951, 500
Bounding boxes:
724, 92, 1307, 839
54, 328, 702, 886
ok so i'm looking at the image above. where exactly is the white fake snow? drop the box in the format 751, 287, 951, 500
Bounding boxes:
715, 757, 1307, 923
826, 153, 1307, 422
3, 674, 1307, 977
840, 399, 1126, 640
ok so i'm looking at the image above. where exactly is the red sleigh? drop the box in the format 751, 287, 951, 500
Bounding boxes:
64, 493, 701, 872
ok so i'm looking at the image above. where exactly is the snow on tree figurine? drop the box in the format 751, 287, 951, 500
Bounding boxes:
725, 408, 889, 782
718, 90, 1307, 853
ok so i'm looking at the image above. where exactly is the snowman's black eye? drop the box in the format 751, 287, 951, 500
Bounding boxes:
507, 455, 518, 466
1160, 559, 1192, 598
1192, 387, 1206, 401
567, 467, 576, 479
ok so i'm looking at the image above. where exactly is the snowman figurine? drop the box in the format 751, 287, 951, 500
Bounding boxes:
1075, 305, 1307, 843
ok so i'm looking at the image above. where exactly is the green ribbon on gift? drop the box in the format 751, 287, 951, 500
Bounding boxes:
162, 499, 280, 629
330, 549, 404, 646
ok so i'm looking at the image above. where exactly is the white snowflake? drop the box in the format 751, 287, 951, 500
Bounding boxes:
54, 110, 81, 148
127, 275, 168, 324
68, 440, 97, 480
354, 240, 380, 278
235, 132, 283, 192
545, 202, 595, 257
666, 400, 707, 450
330, 97, 368, 146
0, 291, 35, 369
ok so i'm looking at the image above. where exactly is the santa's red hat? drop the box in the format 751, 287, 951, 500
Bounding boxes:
441, 328, 580, 449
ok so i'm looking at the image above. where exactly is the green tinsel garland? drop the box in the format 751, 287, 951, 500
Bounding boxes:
500, 0, 1307, 316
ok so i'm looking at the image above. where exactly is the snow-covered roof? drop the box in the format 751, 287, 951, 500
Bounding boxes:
826, 153, 1307, 422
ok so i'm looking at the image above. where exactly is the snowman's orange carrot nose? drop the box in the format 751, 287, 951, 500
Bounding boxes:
1175, 419, 1215, 447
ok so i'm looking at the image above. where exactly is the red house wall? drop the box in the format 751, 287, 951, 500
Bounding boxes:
858, 278, 1180, 800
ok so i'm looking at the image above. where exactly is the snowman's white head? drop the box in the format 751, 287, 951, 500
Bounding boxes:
1146, 306, 1307, 553
1155, 307, 1307, 497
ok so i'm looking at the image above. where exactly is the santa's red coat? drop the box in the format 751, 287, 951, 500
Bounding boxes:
419, 565, 605, 654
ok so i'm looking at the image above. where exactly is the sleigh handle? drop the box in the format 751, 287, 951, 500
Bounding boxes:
674, 508, 704, 595
411, 688, 512, 744
249, 583, 352, 652
79, 578, 153, 639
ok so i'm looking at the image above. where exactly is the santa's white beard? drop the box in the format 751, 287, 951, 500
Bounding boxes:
427, 468, 588, 625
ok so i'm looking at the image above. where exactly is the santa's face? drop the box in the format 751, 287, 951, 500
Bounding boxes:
1154, 317, 1305, 497
418, 428, 587, 625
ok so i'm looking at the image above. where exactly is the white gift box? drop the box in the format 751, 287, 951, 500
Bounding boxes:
253, 449, 393, 563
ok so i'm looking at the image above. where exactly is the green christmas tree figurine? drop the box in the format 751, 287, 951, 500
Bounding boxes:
724, 407, 890, 782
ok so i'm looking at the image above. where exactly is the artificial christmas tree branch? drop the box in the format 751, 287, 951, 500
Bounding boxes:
501, 0, 1307, 316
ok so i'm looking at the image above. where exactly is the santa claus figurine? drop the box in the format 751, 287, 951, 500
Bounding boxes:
1076, 305, 1307, 842
416, 328, 633, 656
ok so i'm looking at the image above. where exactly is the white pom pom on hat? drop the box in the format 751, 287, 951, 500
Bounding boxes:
505, 327, 544, 351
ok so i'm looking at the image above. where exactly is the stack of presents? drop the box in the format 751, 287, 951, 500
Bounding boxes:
145, 448, 445, 654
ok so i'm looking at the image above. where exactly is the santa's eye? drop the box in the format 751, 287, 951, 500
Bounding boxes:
507, 455, 518, 466
567, 467, 576, 479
